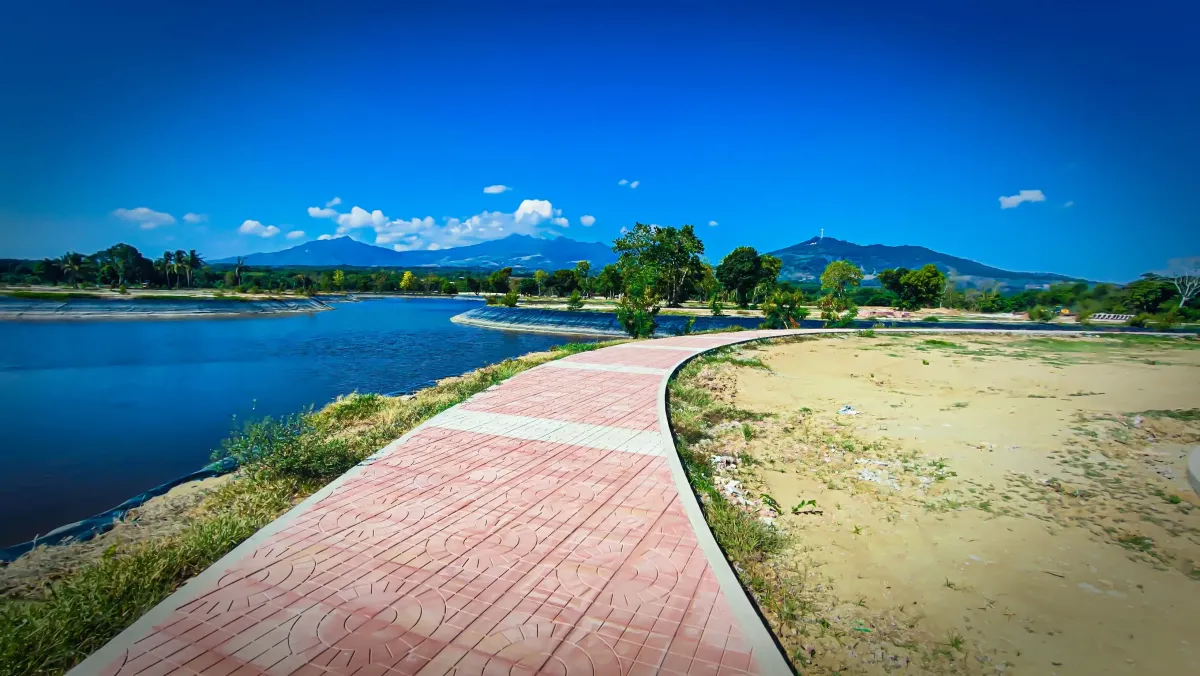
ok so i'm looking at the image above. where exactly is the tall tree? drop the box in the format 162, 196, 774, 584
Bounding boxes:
1166, 257, 1199, 308
159, 251, 175, 288
612, 223, 704, 306
60, 252, 84, 288
715, 246, 763, 307
174, 249, 187, 289
186, 250, 204, 288
399, 270, 415, 292
533, 269, 548, 296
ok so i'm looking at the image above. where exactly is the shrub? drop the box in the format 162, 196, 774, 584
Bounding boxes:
500, 291, 519, 307
484, 295, 500, 305
1152, 309, 1181, 331
709, 295, 724, 316
616, 287, 659, 338
759, 291, 808, 329
924, 315, 940, 323
566, 290, 584, 311
117, 284, 128, 294
1127, 313, 1152, 328
1028, 306, 1054, 322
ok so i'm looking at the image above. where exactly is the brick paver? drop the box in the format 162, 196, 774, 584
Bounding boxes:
74, 331, 794, 676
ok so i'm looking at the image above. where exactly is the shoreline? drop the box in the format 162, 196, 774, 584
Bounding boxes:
0, 292, 484, 321
453, 305, 1200, 337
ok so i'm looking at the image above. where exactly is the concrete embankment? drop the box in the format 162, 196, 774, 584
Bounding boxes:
451, 305, 1200, 337
0, 294, 333, 320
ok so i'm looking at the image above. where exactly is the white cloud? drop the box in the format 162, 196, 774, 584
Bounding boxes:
286, 230, 306, 240
998, 189, 1046, 209
580, 215, 596, 227
629, 180, 639, 189
1063, 200, 1075, 208
317, 234, 335, 240
326, 197, 341, 207
238, 220, 281, 238
182, 212, 207, 224
112, 207, 175, 229
301, 198, 572, 252
483, 185, 511, 194
618, 179, 629, 186
708, 220, 718, 227
334, 206, 389, 232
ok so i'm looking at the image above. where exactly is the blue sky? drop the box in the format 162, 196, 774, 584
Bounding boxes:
1, 0, 1196, 282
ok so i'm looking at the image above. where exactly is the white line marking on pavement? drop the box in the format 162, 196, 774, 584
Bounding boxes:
542, 360, 669, 375
429, 409, 663, 456
611, 343, 705, 352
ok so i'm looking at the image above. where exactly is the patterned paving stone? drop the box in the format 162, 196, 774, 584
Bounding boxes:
75, 330, 793, 676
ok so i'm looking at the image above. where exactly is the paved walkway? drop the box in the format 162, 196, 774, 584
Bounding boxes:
75, 330, 795, 676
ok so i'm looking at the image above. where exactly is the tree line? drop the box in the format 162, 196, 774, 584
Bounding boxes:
2, 235, 1196, 332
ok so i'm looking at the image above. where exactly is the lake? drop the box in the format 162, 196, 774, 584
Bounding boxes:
0, 297, 577, 546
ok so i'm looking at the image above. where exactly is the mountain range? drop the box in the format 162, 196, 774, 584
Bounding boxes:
217, 233, 1080, 289
215, 234, 617, 271
767, 237, 1080, 289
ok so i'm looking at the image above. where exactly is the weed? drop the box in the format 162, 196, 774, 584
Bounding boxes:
761, 493, 782, 512
946, 630, 966, 652
742, 423, 755, 442
791, 500, 818, 515
921, 359, 930, 365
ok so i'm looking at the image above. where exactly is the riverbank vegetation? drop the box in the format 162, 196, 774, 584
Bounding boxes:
4, 236, 1197, 333
0, 340, 622, 676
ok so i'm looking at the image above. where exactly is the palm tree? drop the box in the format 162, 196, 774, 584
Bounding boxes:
159, 251, 174, 288
59, 252, 83, 288
234, 257, 246, 287
186, 250, 204, 288
173, 250, 186, 289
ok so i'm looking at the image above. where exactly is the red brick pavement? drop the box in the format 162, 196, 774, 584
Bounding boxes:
75, 331, 793, 676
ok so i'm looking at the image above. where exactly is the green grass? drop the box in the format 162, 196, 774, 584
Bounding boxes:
1133, 408, 1200, 422
919, 339, 962, 349
0, 341, 626, 676
1016, 335, 1200, 353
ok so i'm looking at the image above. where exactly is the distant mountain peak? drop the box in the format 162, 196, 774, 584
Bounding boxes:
214, 233, 615, 270
768, 236, 1082, 289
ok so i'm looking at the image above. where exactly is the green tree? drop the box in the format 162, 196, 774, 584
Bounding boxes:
596, 265, 622, 298
574, 260, 592, 296
440, 280, 459, 295
399, 270, 415, 292
487, 267, 513, 293
715, 246, 763, 307
500, 290, 519, 307
332, 269, 345, 291
760, 291, 809, 329
185, 250, 204, 287
173, 249, 187, 288
566, 290, 584, 310
820, 260, 862, 299
158, 251, 174, 288
709, 294, 724, 316
59, 252, 84, 288
878, 264, 945, 310
612, 223, 705, 306
534, 269, 548, 296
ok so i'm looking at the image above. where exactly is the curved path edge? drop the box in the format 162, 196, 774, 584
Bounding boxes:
71, 328, 1184, 676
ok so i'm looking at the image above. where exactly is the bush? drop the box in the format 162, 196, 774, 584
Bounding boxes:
484, 295, 500, 305
500, 291, 519, 307
616, 287, 659, 338
440, 281, 458, 295
1127, 313, 1152, 328
709, 295, 724, 316
759, 291, 808, 329
1152, 309, 1182, 331
117, 284, 128, 295
924, 315, 940, 323
1028, 306, 1054, 322
566, 290, 584, 310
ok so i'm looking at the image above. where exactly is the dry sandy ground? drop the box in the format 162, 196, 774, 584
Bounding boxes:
0, 475, 231, 599
708, 333, 1200, 674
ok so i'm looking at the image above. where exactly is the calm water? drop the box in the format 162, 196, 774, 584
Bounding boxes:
0, 298, 575, 546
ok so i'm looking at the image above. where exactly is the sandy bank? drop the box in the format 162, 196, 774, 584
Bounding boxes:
0, 294, 333, 320
690, 333, 1200, 673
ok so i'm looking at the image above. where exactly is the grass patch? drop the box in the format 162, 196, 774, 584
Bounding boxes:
919, 339, 962, 349
1134, 409, 1200, 422
0, 340, 626, 676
